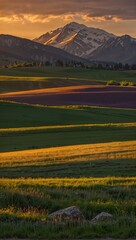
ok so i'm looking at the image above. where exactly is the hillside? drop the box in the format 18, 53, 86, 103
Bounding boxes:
0, 34, 86, 66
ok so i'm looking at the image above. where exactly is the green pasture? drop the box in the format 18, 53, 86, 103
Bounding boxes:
1, 101, 136, 128
0, 101, 136, 152
0, 67, 136, 93
0, 67, 136, 80
0, 98, 136, 238
0, 124, 136, 152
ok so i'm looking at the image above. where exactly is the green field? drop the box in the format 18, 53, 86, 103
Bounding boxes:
0, 67, 136, 80
0, 67, 136, 93
0, 67, 136, 238
0, 101, 136, 152
0, 100, 136, 238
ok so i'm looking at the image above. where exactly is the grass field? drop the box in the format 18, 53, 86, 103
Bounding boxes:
0, 99, 136, 238
1, 140, 136, 178
0, 177, 136, 238
0, 67, 136, 80
0, 141, 136, 238
0, 67, 136, 93
0, 67, 136, 238
0, 101, 136, 152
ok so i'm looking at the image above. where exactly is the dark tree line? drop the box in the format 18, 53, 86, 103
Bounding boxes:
88, 62, 136, 70
2, 60, 136, 70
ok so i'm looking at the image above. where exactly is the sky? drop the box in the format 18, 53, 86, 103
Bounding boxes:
0, 0, 136, 39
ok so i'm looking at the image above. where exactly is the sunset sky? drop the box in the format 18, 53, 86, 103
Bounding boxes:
0, 0, 136, 39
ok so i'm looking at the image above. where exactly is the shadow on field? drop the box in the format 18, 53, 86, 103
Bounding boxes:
1, 85, 136, 108
0, 158, 136, 178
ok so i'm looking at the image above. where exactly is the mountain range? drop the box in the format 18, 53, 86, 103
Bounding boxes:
89, 35, 136, 64
0, 22, 136, 65
35, 22, 136, 64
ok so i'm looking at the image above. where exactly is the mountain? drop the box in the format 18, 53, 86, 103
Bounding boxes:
34, 22, 116, 58
89, 35, 136, 64
0, 34, 86, 66
1, 24, 135, 66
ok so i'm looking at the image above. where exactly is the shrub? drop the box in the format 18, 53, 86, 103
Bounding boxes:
127, 81, 135, 86
120, 81, 135, 86
120, 81, 129, 86
106, 80, 119, 86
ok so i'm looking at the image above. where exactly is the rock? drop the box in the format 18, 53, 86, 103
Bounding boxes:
91, 212, 114, 224
47, 206, 85, 223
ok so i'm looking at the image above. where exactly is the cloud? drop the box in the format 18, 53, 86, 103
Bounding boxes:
82, 15, 122, 23
0, 0, 135, 24
0, 14, 75, 24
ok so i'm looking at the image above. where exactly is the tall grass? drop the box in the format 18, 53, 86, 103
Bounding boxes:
0, 177, 136, 238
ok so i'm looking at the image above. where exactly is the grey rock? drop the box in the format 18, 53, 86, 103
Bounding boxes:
47, 206, 85, 223
91, 212, 114, 223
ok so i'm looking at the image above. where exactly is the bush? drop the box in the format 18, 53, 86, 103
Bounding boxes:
120, 81, 135, 86
120, 81, 129, 86
106, 80, 119, 86
127, 81, 135, 86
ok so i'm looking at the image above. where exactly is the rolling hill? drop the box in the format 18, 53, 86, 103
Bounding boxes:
0, 34, 86, 66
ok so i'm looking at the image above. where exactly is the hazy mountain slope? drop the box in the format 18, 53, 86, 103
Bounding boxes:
34, 22, 115, 57
89, 35, 136, 64
0, 34, 86, 66
0, 50, 23, 66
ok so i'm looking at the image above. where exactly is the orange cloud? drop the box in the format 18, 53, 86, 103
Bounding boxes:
82, 14, 122, 23
0, 13, 75, 24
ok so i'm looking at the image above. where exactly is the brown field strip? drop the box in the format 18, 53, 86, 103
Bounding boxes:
0, 85, 136, 108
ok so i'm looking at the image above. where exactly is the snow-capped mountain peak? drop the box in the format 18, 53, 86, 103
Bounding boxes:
34, 22, 116, 57
88, 35, 136, 64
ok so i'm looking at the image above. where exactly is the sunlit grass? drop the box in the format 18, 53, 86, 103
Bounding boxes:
0, 98, 136, 237
0, 176, 136, 238
0, 141, 136, 178
1, 176, 136, 188
1, 140, 136, 164
1, 122, 136, 133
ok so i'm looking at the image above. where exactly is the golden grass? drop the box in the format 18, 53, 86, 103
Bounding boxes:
1, 122, 136, 133
0, 141, 136, 167
1, 176, 136, 188
0, 207, 45, 220
0, 76, 76, 81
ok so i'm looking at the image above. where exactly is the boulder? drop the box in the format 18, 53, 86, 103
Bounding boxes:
47, 206, 85, 223
91, 212, 114, 224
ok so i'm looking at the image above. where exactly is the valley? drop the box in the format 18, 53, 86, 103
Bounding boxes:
0, 0, 136, 237
0, 66, 136, 238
